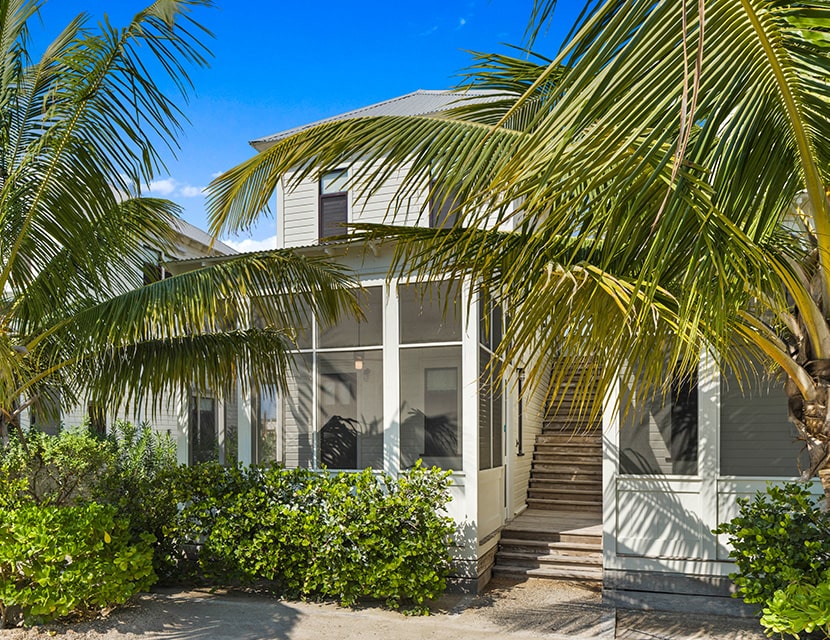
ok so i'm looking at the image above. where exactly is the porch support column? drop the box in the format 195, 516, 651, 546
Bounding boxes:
383, 281, 400, 475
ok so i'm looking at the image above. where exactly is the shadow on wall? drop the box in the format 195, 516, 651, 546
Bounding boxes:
320, 415, 358, 469
605, 437, 719, 566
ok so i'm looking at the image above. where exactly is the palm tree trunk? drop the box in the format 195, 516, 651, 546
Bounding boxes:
785, 372, 830, 506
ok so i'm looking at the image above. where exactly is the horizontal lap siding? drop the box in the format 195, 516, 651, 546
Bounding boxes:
60, 396, 182, 438
354, 162, 427, 227
511, 367, 549, 515
719, 372, 805, 477
282, 174, 318, 247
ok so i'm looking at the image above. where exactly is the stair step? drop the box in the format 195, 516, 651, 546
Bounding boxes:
532, 467, 602, 475
535, 434, 601, 444
498, 538, 601, 556
497, 550, 602, 568
492, 564, 603, 581
502, 528, 601, 545
528, 488, 601, 500
531, 461, 602, 471
529, 474, 602, 493
533, 454, 600, 465
533, 444, 602, 462
543, 420, 601, 429
527, 498, 602, 513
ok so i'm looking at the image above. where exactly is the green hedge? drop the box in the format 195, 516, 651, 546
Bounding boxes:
1, 426, 457, 622
166, 463, 456, 611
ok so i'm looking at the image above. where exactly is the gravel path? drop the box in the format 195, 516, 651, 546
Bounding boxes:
0, 578, 767, 640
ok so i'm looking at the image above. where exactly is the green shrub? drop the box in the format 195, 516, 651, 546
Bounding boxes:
0, 422, 179, 587
714, 482, 830, 607
761, 574, 830, 639
91, 421, 180, 575
154, 461, 255, 583
0, 428, 111, 508
166, 462, 455, 611
0, 503, 155, 627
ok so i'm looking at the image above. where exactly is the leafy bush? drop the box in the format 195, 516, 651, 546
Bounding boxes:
159, 460, 257, 582
714, 482, 830, 607
761, 575, 830, 639
165, 463, 455, 611
0, 428, 111, 508
0, 503, 155, 627
91, 421, 180, 574
0, 422, 180, 597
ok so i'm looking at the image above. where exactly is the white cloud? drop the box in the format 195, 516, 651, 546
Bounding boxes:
458, 17, 467, 27
147, 178, 177, 196
224, 235, 278, 253
180, 185, 206, 198
143, 177, 206, 199
211, 171, 224, 179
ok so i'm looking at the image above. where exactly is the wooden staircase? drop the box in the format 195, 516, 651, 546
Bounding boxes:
493, 366, 603, 582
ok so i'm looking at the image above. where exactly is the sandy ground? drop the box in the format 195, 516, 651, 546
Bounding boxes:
0, 578, 767, 640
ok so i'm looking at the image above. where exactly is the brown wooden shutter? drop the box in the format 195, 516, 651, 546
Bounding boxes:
320, 193, 347, 240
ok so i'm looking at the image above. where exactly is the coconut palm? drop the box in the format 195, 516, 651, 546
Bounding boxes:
207, 2, 830, 493
0, 0, 358, 443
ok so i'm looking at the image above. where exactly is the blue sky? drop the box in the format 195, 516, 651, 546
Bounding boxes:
42, 1, 581, 250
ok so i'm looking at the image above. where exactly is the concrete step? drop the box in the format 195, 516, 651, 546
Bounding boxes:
526, 497, 603, 513
492, 563, 603, 582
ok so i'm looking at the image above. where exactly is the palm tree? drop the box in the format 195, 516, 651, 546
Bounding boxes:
206, 2, 830, 494
0, 0, 358, 444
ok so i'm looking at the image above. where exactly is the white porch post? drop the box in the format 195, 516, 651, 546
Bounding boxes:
238, 381, 253, 466
382, 281, 400, 475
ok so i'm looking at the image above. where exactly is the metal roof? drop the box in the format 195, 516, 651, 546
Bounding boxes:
171, 218, 237, 256
250, 89, 500, 151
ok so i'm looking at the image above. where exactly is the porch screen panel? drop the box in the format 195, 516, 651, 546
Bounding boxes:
399, 281, 461, 344
619, 371, 699, 475
720, 368, 805, 476
317, 351, 383, 470
400, 346, 462, 470
278, 354, 313, 468
319, 287, 382, 348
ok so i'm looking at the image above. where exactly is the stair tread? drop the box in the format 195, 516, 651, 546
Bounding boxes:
497, 551, 602, 565
499, 538, 601, 552
492, 564, 603, 580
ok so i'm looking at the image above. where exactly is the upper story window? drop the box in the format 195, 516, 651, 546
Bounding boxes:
319, 169, 348, 241
428, 181, 461, 229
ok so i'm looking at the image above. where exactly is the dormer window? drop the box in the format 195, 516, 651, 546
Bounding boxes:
319, 169, 348, 241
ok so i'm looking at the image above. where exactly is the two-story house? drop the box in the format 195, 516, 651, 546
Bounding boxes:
177, 90, 821, 610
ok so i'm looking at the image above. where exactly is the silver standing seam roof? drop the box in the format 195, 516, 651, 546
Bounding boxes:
250, 89, 499, 151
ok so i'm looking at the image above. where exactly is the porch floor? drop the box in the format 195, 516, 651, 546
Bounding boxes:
506, 509, 602, 539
